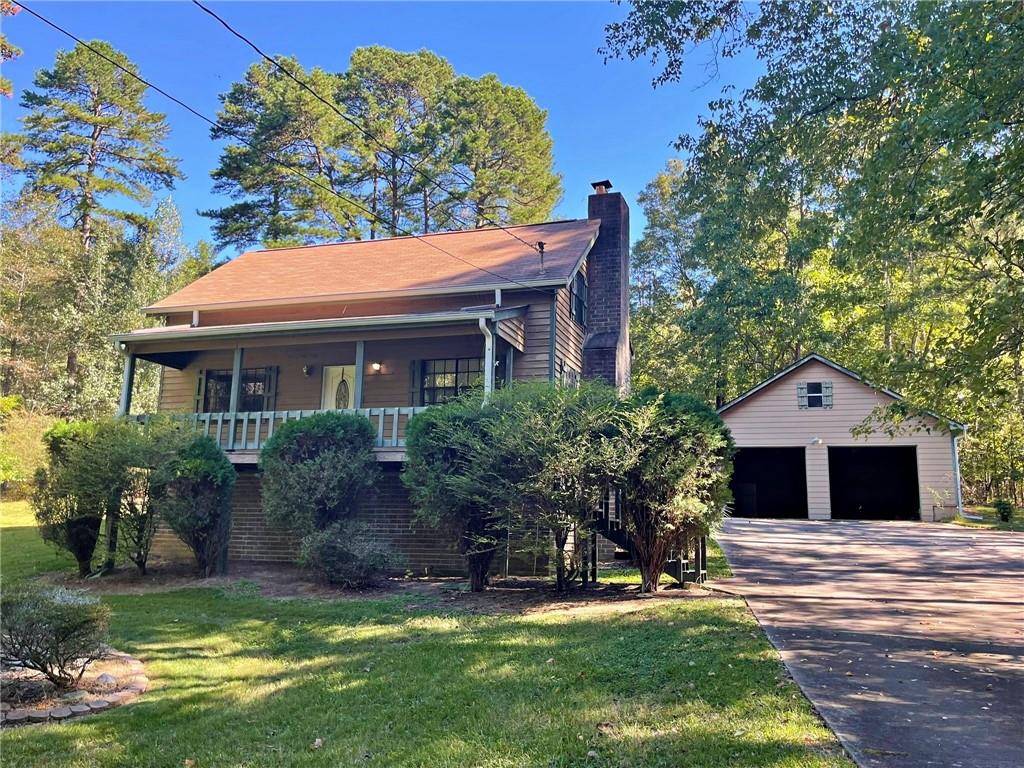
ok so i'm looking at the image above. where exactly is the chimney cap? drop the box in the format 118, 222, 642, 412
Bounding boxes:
590, 179, 613, 194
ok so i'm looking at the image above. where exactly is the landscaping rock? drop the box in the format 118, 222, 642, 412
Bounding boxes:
50, 707, 73, 720
0, 701, 10, 711
86, 700, 110, 711
60, 690, 89, 702
95, 673, 117, 687
70, 704, 91, 715
5, 710, 28, 724
27, 710, 50, 723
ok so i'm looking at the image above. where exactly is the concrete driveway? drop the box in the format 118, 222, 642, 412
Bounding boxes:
716, 519, 1024, 768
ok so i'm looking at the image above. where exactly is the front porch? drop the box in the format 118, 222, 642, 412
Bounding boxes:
114, 306, 528, 460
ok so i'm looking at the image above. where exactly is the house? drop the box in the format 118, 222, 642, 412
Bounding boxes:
718, 354, 965, 521
115, 182, 631, 572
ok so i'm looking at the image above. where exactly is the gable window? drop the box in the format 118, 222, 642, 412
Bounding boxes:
569, 272, 587, 327
420, 358, 482, 404
797, 380, 833, 410
197, 367, 277, 413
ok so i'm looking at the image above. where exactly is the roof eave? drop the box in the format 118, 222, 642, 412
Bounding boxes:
114, 307, 517, 346
143, 277, 571, 316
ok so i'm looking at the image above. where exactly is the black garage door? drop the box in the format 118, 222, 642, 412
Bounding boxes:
828, 446, 920, 520
730, 447, 808, 518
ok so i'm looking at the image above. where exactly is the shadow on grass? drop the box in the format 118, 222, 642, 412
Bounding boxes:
1, 589, 851, 768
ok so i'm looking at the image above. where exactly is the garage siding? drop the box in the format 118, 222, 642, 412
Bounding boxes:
722, 360, 959, 521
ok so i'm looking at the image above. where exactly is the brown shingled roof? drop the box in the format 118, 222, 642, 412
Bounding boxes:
145, 219, 599, 314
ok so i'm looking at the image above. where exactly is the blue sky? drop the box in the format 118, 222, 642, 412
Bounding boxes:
2, 1, 761, 257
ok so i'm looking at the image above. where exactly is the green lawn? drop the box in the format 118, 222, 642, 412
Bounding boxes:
950, 505, 1024, 532
0, 502, 850, 767
0, 500, 74, 584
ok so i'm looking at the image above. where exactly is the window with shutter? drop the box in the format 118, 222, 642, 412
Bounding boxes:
797, 381, 809, 409
805, 381, 825, 408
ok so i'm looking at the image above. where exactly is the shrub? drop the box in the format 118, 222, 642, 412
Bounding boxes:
33, 420, 104, 577
404, 391, 528, 591
615, 388, 735, 592
298, 520, 399, 587
259, 411, 379, 536
0, 585, 111, 688
993, 498, 1014, 523
153, 434, 235, 577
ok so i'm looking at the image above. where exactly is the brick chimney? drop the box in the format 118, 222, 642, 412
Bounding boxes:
583, 180, 631, 392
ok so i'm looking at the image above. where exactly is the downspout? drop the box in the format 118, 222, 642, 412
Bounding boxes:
951, 427, 966, 517
479, 317, 494, 401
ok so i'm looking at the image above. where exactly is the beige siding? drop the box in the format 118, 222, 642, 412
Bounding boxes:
497, 315, 526, 351
722, 360, 959, 521
512, 294, 554, 381
553, 285, 585, 381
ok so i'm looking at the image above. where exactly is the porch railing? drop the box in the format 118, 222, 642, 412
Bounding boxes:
133, 407, 429, 451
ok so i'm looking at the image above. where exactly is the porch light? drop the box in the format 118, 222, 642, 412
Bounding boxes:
302, 365, 314, 377
370, 361, 382, 373
810, 436, 823, 445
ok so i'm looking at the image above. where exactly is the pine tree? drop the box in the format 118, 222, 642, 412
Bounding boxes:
18, 41, 182, 398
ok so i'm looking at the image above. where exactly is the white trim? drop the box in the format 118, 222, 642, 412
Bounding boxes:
717, 353, 965, 431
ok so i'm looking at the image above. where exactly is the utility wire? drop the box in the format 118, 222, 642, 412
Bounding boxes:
190, 0, 546, 257
11, 0, 557, 295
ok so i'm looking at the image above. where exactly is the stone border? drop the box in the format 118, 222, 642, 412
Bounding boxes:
1, 650, 149, 727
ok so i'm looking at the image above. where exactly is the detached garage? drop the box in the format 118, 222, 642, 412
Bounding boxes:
718, 354, 964, 521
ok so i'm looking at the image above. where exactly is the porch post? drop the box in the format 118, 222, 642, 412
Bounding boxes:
116, 352, 137, 417
479, 318, 494, 397
228, 347, 243, 413
353, 340, 365, 408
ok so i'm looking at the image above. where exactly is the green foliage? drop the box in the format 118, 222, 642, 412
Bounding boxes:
616, 389, 734, 592
0, 396, 54, 495
404, 391, 525, 591
488, 382, 621, 591
0, 1, 23, 99
993, 498, 1014, 523
204, 46, 560, 248
0, 584, 111, 689
259, 412, 379, 536
298, 520, 399, 588
153, 434, 235, 577
606, 2, 1024, 503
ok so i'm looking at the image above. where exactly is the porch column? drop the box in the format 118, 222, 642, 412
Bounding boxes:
116, 352, 137, 417
353, 340, 365, 408
228, 347, 243, 413
479, 318, 495, 397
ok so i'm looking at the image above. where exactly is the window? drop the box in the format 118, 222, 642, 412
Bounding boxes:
198, 367, 276, 413
797, 380, 833, 410
420, 358, 483, 404
569, 272, 587, 327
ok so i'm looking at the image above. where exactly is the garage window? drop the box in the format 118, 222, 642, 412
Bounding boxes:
798, 381, 833, 409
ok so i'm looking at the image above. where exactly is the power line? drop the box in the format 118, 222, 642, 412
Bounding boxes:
11, 0, 556, 295
189, 0, 545, 257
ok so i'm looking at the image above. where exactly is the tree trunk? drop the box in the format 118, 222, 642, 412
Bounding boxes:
553, 526, 569, 591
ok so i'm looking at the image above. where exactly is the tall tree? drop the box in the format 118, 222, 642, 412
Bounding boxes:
1, 0, 23, 98
606, 1, 1024, 502
18, 41, 182, 397
203, 46, 561, 249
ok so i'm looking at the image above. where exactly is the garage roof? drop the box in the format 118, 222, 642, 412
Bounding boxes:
716, 353, 965, 431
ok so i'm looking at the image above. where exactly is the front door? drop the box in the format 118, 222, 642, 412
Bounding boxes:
321, 365, 356, 410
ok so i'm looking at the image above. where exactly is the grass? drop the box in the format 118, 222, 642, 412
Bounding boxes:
949, 505, 1024, 532
0, 500, 74, 584
0, 502, 851, 767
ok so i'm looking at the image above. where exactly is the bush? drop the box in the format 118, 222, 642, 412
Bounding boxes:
33, 420, 104, 577
0, 585, 111, 688
993, 498, 1014, 523
153, 434, 235, 577
259, 412, 379, 536
403, 390, 530, 591
615, 388, 735, 592
298, 520, 399, 587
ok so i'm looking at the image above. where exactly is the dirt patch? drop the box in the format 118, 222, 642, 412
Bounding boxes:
43, 561, 723, 616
